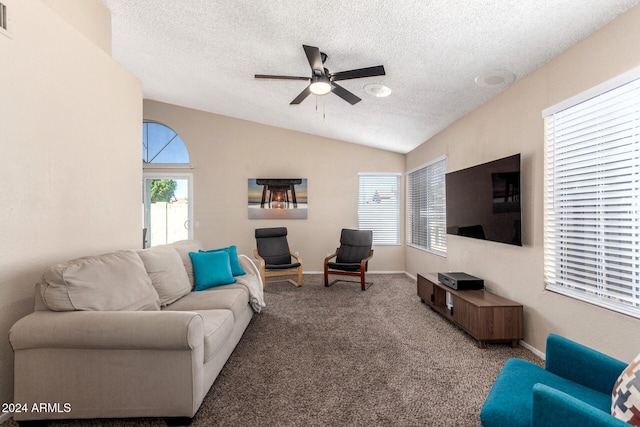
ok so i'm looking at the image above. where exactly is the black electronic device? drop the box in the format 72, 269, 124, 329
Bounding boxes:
446, 153, 522, 246
437, 272, 484, 290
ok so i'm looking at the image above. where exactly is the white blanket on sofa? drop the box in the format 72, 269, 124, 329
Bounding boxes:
237, 254, 266, 313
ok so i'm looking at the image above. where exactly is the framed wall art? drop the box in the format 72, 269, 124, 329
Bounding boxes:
248, 178, 308, 219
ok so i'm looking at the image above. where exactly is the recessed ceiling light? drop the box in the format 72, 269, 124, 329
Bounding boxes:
474, 70, 516, 88
363, 83, 391, 98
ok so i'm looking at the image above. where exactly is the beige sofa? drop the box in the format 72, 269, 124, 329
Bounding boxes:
9, 240, 264, 426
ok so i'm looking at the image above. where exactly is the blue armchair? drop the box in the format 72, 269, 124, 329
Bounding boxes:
481, 334, 629, 427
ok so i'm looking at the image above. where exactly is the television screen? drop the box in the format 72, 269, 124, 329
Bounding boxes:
446, 154, 522, 246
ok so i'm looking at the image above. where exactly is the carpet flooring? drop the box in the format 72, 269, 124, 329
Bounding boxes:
6, 274, 542, 427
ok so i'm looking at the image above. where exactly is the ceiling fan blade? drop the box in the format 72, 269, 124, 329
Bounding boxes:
255, 74, 310, 81
290, 85, 312, 105
331, 82, 361, 105
303, 45, 325, 74
331, 65, 386, 82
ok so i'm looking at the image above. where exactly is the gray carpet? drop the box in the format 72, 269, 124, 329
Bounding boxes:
6, 274, 542, 427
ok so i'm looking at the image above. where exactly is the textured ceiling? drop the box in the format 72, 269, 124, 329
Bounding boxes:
99, 0, 639, 154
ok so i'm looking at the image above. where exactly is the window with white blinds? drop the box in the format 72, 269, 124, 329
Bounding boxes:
358, 174, 401, 245
407, 156, 447, 256
543, 67, 640, 319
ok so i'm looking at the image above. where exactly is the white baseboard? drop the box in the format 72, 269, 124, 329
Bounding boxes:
367, 271, 416, 277
519, 340, 545, 360
0, 412, 13, 424
404, 272, 417, 280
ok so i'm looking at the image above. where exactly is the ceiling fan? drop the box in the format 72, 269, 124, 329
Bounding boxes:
255, 45, 386, 105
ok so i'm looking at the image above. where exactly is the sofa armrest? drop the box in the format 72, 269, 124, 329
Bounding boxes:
239, 253, 260, 277
9, 310, 203, 351
532, 383, 627, 427
545, 334, 627, 394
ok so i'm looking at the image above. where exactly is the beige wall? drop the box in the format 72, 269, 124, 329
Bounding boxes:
143, 100, 405, 272
406, 5, 640, 361
40, 0, 112, 54
0, 0, 141, 407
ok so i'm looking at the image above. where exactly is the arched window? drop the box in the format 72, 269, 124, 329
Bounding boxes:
142, 121, 190, 166
142, 121, 193, 247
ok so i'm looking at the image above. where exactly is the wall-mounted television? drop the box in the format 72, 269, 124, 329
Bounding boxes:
446, 154, 522, 246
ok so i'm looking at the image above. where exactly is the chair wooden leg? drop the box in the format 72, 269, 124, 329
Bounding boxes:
285, 279, 302, 287
262, 267, 303, 287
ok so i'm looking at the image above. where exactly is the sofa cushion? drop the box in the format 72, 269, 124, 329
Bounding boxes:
40, 250, 160, 312
137, 245, 191, 306
481, 358, 612, 427
196, 309, 235, 363
164, 285, 249, 321
200, 245, 245, 276
169, 240, 203, 288
612, 352, 640, 426
189, 251, 236, 291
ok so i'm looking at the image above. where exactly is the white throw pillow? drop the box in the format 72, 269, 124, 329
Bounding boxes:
40, 250, 160, 311
169, 240, 203, 288
137, 245, 191, 306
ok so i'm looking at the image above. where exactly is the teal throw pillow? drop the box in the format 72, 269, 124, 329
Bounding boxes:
189, 251, 236, 291
200, 245, 246, 276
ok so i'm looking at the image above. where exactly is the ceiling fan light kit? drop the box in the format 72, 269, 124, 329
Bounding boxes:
255, 44, 386, 105
310, 75, 332, 95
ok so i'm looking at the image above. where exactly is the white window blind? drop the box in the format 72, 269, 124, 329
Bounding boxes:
543, 71, 640, 318
358, 174, 401, 245
407, 156, 447, 256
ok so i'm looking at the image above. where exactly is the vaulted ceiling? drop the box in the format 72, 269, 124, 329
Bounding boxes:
100, 0, 640, 153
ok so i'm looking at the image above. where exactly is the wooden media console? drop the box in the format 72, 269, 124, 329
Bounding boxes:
417, 273, 523, 348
